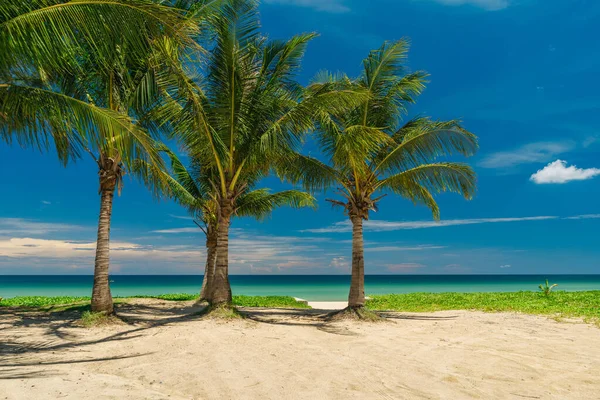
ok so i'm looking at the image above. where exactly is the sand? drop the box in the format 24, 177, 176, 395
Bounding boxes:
1, 299, 599, 400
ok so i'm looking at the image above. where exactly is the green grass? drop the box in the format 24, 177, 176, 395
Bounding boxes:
0, 296, 90, 308
232, 295, 310, 308
80, 311, 122, 327
0, 294, 310, 309
198, 303, 245, 320
128, 293, 198, 301
4, 292, 599, 326
367, 291, 600, 325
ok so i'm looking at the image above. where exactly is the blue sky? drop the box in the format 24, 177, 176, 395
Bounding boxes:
1, 0, 599, 275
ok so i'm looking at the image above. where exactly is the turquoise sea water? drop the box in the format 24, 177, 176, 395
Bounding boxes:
1, 275, 600, 301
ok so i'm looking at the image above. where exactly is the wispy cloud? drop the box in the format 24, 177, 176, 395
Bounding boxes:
168, 214, 194, 221
304, 216, 558, 233
329, 256, 349, 271
530, 160, 600, 184
0, 231, 330, 274
228, 233, 327, 270
479, 141, 576, 168
151, 227, 200, 234
0, 237, 203, 262
427, 0, 509, 11
563, 214, 600, 220
365, 245, 446, 252
306, 213, 600, 234
583, 136, 599, 148
262, 0, 350, 13
385, 263, 425, 272
41, 200, 51, 205
0, 218, 86, 236
500, 264, 512, 269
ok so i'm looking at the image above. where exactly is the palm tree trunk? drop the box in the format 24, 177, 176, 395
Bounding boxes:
210, 205, 232, 305
200, 228, 218, 301
348, 215, 365, 308
91, 178, 116, 314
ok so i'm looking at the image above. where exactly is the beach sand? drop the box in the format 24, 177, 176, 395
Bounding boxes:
1, 299, 599, 399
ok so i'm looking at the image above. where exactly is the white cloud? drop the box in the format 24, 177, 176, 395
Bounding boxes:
500, 264, 511, 268
304, 216, 558, 233
168, 214, 194, 220
428, 0, 509, 11
563, 214, 600, 220
275, 258, 315, 270
385, 263, 425, 272
0, 217, 344, 274
583, 136, 599, 148
41, 200, 51, 205
530, 160, 600, 184
329, 256, 349, 271
249, 265, 274, 273
306, 213, 600, 234
0, 237, 203, 262
0, 233, 325, 273
365, 245, 446, 252
229, 233, 325, 269
479, 141, 575, 168
0, 218, 86, 236
263, 0, 350, 13
151, 227, 200, 234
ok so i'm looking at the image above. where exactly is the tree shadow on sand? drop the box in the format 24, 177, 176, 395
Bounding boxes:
239, 307, 459, 336
0, 301, 461, 380
0, 301, 210, 380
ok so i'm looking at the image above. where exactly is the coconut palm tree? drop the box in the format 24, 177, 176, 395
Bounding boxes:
156, 146, 315, 303
157, 0, 365, 307
283, 40, 478, 314
0, 0, 212, 313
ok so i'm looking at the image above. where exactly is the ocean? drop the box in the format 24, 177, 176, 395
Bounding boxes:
1, 275, 599, 301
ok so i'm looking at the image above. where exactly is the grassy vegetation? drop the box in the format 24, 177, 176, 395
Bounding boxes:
367, 291, 600, 325
128, 293, 198, 301
0, 294, 310, 309
3, 292, 599, 326
198, 303, 245, 320
80, 311, 122, 327
0, 296, 90, 308
232, 295, 310, 308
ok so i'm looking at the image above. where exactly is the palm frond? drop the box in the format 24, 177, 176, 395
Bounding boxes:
362, 39, 411, 95
236, 188, 315, 219
157, 143, 203, 199
332, 124, 390, 175
0, 0, 196, 73
375, 117, 478, 174
275, 153, 344, 192
261, 32, 318, 87
377, 162, 477, 201
384, 179, 441, 219
0, 83, 161, 170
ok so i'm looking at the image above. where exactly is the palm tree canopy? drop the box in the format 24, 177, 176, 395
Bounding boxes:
0, 0, 218, 189
0, 0, 198, 74
154, 0, 366, 204
285, 39, 479, 220
155, 144, 316, 230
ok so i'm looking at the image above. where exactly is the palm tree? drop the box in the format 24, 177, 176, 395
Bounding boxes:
0, 0, 209, 314
157, 146, 315, 303
285, 40, 478, 313
158, 0, 365, 307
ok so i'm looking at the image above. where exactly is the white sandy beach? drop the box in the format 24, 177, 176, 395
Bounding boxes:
1, 299, 599, 400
